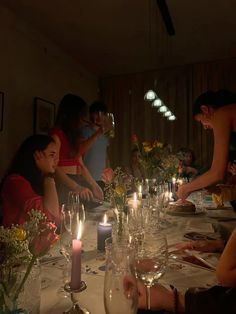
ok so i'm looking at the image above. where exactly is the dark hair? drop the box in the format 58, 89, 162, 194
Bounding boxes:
193, 89, 236, 116
89, 101, 107, 114
55, 93, 88, 150
3, 135, 54, 195
178, 147, 195, 164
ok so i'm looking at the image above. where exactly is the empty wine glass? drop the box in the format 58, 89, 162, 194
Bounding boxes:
135, 233, 168, 310
67, 191, 86, 224
104, 242, 138, 314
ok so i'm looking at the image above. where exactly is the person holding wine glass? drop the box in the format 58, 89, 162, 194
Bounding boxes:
135, 232, 168, 310
79, 100, 113, 187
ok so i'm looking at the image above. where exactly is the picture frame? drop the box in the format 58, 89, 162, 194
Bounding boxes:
0, 91, 4, 132
34, 97, 56, 135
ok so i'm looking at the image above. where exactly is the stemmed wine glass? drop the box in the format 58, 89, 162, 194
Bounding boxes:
135, 233, 168, 310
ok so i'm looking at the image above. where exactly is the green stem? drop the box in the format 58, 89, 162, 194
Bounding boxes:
13, 257, 36, 301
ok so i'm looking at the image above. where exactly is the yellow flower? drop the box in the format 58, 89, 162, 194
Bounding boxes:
153, 140, 163, 148
115, 185, 126, 196
142, 142, 152, 153
13, 228, 26, 241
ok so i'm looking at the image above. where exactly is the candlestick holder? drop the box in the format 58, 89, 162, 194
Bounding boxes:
63, 281, 90, 314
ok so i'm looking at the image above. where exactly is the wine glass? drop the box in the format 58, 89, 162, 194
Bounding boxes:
135, 233, 168, 310
104, 242, 138, 314
105, 112, 115, 138
67, 191, 86, 224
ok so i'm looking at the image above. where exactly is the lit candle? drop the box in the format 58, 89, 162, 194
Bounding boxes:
70, 221, 82, 290
97, 214, 112, 251
172, 177, 176, 192
138, 185, 142, 200
128, 192, 140, 209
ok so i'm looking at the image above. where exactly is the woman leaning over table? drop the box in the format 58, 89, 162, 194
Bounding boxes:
0, 135, 60, 227
50, 93, 103, 205
177, 90, 236, 204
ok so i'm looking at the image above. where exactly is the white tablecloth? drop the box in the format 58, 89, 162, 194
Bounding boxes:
40, 200, 236, 314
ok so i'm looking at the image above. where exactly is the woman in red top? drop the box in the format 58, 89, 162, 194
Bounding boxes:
0, 135, 60, 227
50, 94, 103, 204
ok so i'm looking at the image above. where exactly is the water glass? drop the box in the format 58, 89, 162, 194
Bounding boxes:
104, 242, 138, 314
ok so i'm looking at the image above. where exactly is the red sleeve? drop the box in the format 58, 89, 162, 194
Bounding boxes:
1, 175, 60, 226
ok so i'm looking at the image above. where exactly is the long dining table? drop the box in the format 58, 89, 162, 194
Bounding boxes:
40, 197, 236, 314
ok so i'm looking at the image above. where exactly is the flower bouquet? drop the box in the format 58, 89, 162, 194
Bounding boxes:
102, 167, 132, 240
0, 209, 58, 313
131, 134, 179, 182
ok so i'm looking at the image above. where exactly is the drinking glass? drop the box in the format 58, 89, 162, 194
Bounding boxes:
104, 242, 138, 314
135, 233, 168, 309
105, 112, 115, 138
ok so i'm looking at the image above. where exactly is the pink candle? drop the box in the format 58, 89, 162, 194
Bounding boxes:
70, 221, 82, 290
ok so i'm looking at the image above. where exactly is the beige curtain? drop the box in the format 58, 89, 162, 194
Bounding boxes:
100, 58, 236, 171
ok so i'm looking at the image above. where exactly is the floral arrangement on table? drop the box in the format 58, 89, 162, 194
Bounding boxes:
131, 134, 179, 181
0, 209, 58, 313
102, 167, 132, 239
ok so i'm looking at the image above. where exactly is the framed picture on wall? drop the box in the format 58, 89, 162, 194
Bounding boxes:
0, 91, 4, 132
34, 97, 56, 135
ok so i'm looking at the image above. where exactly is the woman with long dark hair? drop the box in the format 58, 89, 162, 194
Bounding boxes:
50, 93, 104, 204
0, 134, 59, 226
177, 89, 236, 201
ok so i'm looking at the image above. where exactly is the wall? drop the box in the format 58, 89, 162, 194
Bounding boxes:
0, 6, 98, 179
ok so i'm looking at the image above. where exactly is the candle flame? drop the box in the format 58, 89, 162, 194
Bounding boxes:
103, 213, 107, 224
133, 192, 137, 201
172, 177, 176, 184
138, 185, 142, 193
77, 220, 83, 240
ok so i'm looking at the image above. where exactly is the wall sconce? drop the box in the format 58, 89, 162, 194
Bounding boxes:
144, 89, 157, 101
152, 98, 162, 107
158, 105, 168, 113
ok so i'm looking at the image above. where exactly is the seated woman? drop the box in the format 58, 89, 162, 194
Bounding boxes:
178, 147, 199, 181
136, 228, 236, 314
0, 135, 60, 227
50, 93, 103, 205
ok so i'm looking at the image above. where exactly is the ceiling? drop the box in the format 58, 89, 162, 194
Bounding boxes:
2, 0, 236, 77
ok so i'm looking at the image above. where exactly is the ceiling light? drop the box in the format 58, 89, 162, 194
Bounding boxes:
144, 90, 157, 101
163, 110, 172, 117
158, 105, 168, 113
152, 99, 162, 107
168, 115, 176, 121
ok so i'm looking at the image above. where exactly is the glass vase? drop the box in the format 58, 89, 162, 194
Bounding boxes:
112, 208, 128, 243
0, 261, 41, 314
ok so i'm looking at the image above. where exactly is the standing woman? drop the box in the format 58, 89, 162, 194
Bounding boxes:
177, 90, 236, 200
0, 135, 60, 227
50, 93, 103, 204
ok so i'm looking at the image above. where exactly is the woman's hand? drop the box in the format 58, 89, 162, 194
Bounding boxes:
34, 151, 54, 175
76, 186, 93, 201
175, 239, 225, 253
176, 184, 190, 200
137, 281, 173, 311
91, 184, 104, 200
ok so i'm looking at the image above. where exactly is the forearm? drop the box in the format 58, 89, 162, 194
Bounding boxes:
184, 169, 223, 194
80, 164, 98, 188
42, 177, 59, 217
55, 168, 79, 191
216, 229, 236, 286
79, 128, 103, 153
